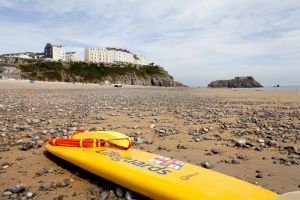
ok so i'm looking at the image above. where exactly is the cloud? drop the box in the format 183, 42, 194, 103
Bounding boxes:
0, 0, 299, 86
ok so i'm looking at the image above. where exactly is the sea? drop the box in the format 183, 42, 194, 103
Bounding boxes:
195, 86, 300, 90
262, 86, 300, 90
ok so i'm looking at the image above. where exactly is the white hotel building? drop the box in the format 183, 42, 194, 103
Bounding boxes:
44, 43, 66, 61
44, 43, 79, 62
85, 47, 150, 65
65, 52, 80, 62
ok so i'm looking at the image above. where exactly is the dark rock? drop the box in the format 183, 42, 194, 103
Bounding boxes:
177, 144, 187, 149
268, 140, 277, 147
115, 187, 124, 198
208, 77, 263, 88
20, 142, 33, 151
211, 148, 220, 154
231, 159, 240, 164
131, 136, 145, 145
40, 182, 53, 190
16, 156, 26, 161
255, 146, 263, 151
157, 146, 165, 151
284, 146, 299, 154
5, 184, 26, 194
57, 195, 64, 200
201, 162, 211, 169
256, 174, 264, 178
35, 167, 52, 177
56, 179, 70, 188
157, 128, 179, 137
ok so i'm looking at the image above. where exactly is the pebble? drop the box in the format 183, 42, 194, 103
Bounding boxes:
201, 162, 211, 169
150, 124, 156, 129
115, 187, 124, 197
258, 139, 265, 143
20, 142, 34, 151
268, 140, 277, 147
231, 159, 240, 164
125, 191, 136, 200
56, 179, 70, 187
2, 165, 10, 169
256, 174, 264, 178
211, 148, 220, 154
98, 190, 110, 200
177, 144, 187, 149
35, 167, 52, 176
131, 136, 145, 145
3, 191, 13, 196
255, 146, 262, 151
236, 139, 246, 147
40, 182, 53, 190
203, 128, 209, 133
5, 183, 27, 194
26, 192, 34, 198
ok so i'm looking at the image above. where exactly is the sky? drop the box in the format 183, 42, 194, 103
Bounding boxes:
0, 0, 299, 86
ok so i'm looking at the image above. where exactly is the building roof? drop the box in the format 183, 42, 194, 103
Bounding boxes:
105, 47, 132, 54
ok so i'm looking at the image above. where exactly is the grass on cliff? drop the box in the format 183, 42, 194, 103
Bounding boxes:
20, 61, 163, 82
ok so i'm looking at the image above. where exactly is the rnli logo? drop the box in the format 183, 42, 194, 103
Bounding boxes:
148, 156, 185, 170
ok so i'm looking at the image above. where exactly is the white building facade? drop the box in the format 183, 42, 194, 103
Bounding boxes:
85, 47, 150, 65
65, 52, 80, 62
44, 43, 66, 61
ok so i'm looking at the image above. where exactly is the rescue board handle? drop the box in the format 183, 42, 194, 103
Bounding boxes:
48, 137, 132, 150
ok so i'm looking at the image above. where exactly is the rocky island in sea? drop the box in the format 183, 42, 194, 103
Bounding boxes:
208, 76, 263, 88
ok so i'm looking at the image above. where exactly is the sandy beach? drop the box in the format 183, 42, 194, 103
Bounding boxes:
0, 80, 299, 199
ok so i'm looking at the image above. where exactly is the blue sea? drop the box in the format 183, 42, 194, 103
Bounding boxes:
262, 86, 300, 90
195, 86, 300, 90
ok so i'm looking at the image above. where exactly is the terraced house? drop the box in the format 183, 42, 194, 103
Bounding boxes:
84, 47, 150, 65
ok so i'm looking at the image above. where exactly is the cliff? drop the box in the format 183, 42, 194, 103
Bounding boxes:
208, 77, 263, 88
0, 57, 177, 87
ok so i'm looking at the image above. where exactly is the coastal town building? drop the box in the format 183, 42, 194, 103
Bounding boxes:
2, 52, 44, 59
44, 43, 66, 61
65, 52, 80, 62
84, 47, 150, 65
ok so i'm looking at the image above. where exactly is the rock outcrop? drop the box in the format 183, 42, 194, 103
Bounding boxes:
208, 77, 263, 88
0, 66, 22, 79
100, 72, 176, 87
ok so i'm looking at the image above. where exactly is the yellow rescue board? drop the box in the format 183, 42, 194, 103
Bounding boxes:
45, 131, 278, 200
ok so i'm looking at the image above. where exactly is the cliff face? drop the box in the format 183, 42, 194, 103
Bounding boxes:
0, 66, 22, 79
0, 57, 176, 87
208, 77, 263, 88
106, 74, 175, 87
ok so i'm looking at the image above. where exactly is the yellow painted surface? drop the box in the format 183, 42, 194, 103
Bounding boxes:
46, 131, 278, 200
